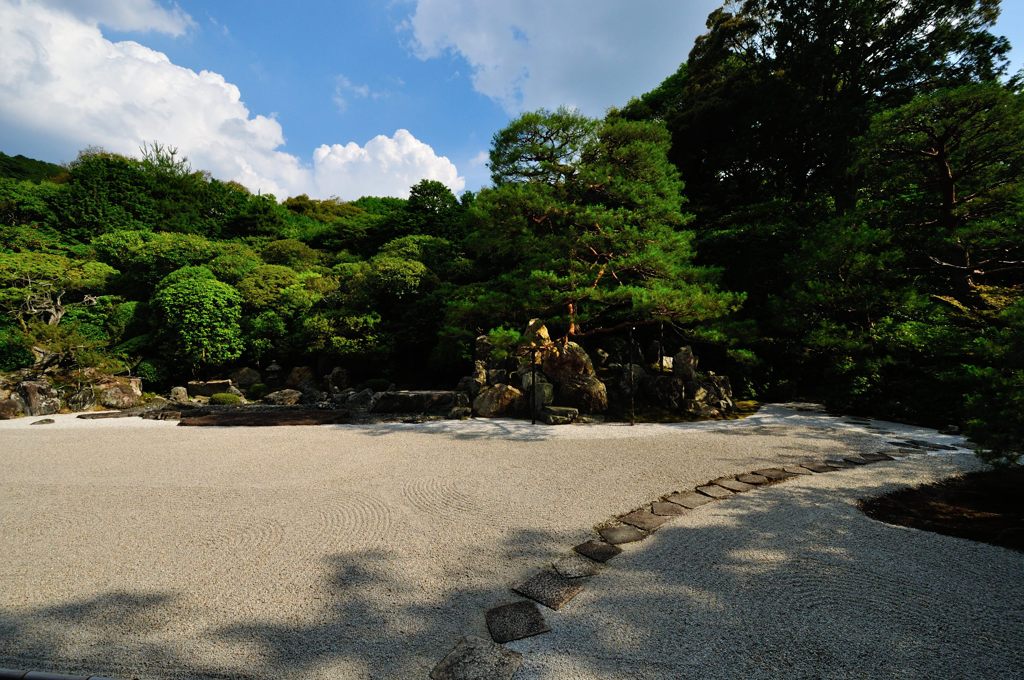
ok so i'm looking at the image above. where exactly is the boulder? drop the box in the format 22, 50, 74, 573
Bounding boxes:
346, 388, 377, 411
473, 384, 524, 418
96, 377, 143, 410
558, 375, 608, 414
0, 396, 25, 420
264, 389, 303, 406
486, 369, 508, 386
324, 367, 349, 395
541, 341, 597, 384
475, 335, 495, 365
18, 380, 61, 416
371, 390, 469, 415
640, 374, 687, 412
229, 367, 262, 389
187, 380, 234, 398
526, 381, 554, 413
66, 387, 97, 412
285, 366, 317, 391
522, 319, 552, 347
170, 386, 189, 403
673, 346, 698, 381
541, 406, 578, 425
614, 364, 646, 398
448, 406, 473, 419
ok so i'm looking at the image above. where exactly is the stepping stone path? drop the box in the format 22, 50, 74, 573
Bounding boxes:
573, 540, 621, 562
432, 420, 967, 678
484, 602, 550, 643
598, 524, 647, 545
696, 484, 734, 499
651, 500, 689, 516
513, 570, 584, 610
712, 477, 755, 493
665, 491, 714, 509
553, 554, 603, 579
619, 509, 671, 531
431, 635, 523, 679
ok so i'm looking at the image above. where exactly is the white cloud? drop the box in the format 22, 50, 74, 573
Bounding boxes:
407, 0, 718, 115
37, 0, 194, 36
0, 1, 463, 201
313, 130, 464, 199
333, 74, 372, 114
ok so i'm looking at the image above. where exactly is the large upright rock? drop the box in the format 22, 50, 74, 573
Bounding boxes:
18, 381, 61, 416
473, 384, 524, 418
95, 376, 143, 410
229, 367, 262, 389
559, 375, 608, 413
0, 393, 26, 419
187, 380, 234, 398
673, 346, 698, 381
541, 342, 596, 384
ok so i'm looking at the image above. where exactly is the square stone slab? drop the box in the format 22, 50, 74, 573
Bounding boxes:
753, 468, 793, 480
801, 462, 839, 473
553, 554, 603, 578
665, 491, 715, 509
736, 473, 770, 485
574, 540, 622, 562
513, 570, 585, 610
619, 509, 671, 531
824, 459, 857, 468
713, 478, 755, 492
651, 501, 689, 516
696, 484, 734, 499
782, 465, 813, 475
598, 523, 648, 545
484, 602, 550, 644
432, 634, 524, 678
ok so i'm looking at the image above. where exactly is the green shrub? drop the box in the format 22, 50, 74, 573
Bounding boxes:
209, 392, 242, 405
245, 382, 268, 400
0, 327, 34, 371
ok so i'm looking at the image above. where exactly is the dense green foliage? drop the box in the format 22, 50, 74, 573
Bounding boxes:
0, 0, 1020, 462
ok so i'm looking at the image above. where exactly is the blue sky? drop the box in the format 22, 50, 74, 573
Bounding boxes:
0, 0, 1021, 200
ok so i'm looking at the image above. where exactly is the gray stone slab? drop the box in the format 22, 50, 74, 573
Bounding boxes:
30, 419, 54, 425
843, 455, 870, 465
619, 509, 671, 531
0, 670, 27, 680
665, 491, 714, 509
888, 440, 922, 449
484, 601, 550, 644
824, 459, 857, 468
712, 477, 755, 492
897, 447, 924, 454
598, 523, 648, 545
782, 465, 813, 475
859, 452, 893, 462
433, 634, 524, 678
651, 501, 689, 516
884, 449, 911, 458
553, 554, 603, 578
573, 540, 622, 562
513, 569, 585, 610
752, 468, 794, 480
736, 473, 770, 485
906, 439, 958, 451
800, 462, 840, 473
696, 484, 734, 499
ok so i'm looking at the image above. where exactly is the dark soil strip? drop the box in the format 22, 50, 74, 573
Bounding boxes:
860, 468, 1024, 553
179, 408, 354, 427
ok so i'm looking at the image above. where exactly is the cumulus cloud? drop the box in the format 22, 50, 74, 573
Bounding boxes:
314, 130, 464, 199
37, 0, 194, 36
407, 0, 717, 115
0, 1, 463, 200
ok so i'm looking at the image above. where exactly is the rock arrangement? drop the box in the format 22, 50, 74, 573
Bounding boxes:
0, 368, 143, 420
429, 435, 961, 679
453, 319, 736, 422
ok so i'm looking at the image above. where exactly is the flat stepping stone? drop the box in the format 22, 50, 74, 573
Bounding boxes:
736, 473, 770, 485
484, 601, 550, 644
753, 468, 794, 480
782, 466, 813, 475
906, 439, 958, 451
801, 462, 840, 473
885, 449, 911, 458
431, 635, 524, 678
860, 452, 893, 462
619, 509, 671, 531
897, 447, 924, 454
513, 569, 584, 610
824, 459, 858, 468
598, 523, 648, 545
843, 455, 871, 465
888, 441, 922, 449
573, 540, 622, 562
651, 501, 689, 516
665, 491, 715, 509
553, 554, 602, 578
696, 484, 734, 499
30, 418, 55, 425
712, 477, 755, 492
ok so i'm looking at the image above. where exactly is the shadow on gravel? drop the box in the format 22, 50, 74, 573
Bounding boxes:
512, 472, 1024, 679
